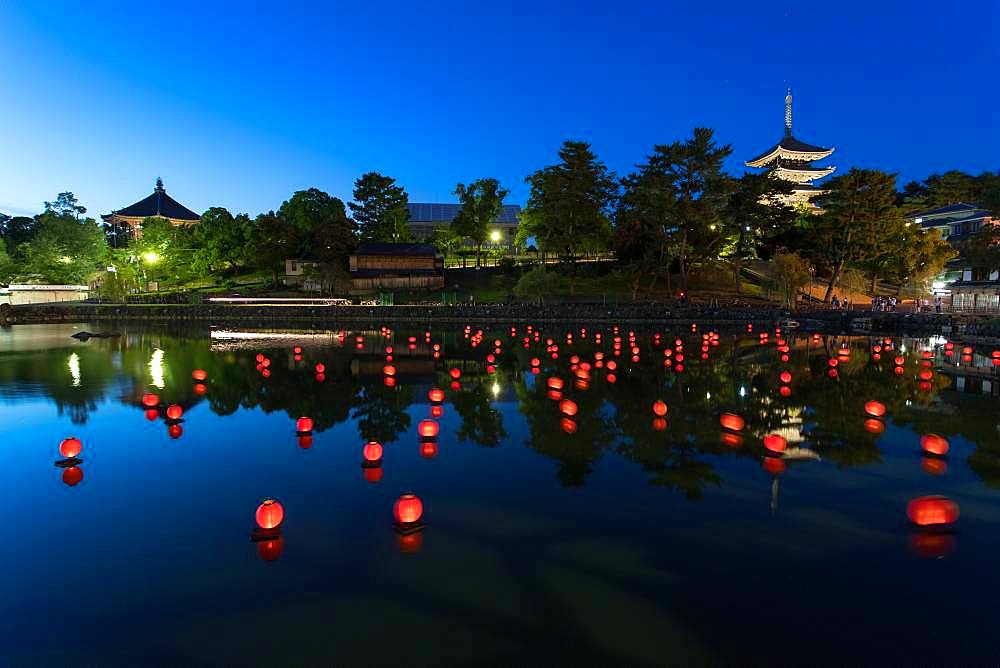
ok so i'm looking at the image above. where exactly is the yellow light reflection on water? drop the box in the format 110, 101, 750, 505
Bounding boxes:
68, 353, 81, 387
149, 349, 166, 388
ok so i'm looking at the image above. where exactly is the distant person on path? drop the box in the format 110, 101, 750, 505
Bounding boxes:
831, 295, 840, 309
935, 296, 943, 313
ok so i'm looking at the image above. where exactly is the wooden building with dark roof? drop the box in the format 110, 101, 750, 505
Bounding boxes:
102, 178, 200, 237
348, 243, 444, 294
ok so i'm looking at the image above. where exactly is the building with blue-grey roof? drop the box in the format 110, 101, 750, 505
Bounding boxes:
406, 203, 521, 249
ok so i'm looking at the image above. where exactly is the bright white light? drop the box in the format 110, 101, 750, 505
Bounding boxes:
143, 252, 160, 264
490, 230, 502, 243
739, 386, 746, 398
932, 281, 946, 290
491, 381, 501, 397
60, 256, 72, 264
705, 391, 711, 400
68, 353, 81, 387
149, 348, 165, 389
915, 218, 923, 224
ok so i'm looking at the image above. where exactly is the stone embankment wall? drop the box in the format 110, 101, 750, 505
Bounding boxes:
5, 302, 991, 337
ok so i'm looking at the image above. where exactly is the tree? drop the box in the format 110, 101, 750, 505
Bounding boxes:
770, 251, 813, 307
278, 188, 357, 265
128, 217, 196, 287
348, 172, 410, 242
0, 238, 15, 283
19, 209, 106, 284
720, 172, 796, 293
245, 211, 291, 282
523, 141, 616, 291
452, 178, 509, 269
633, 128, 733, 291
512, 266, 564, 303
0, 215, 36, 256
192, 207, 251, 275
612, 192, 667, 299
810, 168, 900, 302
958, 223, 1000, 273
891, 227, 955, 294
44, 192, 87, 218
430, 223, 462, 264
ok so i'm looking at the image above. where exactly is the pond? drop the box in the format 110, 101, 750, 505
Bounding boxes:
3, 322, 1000, 665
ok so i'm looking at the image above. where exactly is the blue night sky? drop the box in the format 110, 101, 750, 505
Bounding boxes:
1, 1, 996, 219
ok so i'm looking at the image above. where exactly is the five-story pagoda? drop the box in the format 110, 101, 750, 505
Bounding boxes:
745, 89, 835, 206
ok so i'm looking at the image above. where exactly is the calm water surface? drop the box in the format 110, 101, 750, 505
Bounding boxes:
4, 322, 1000, 665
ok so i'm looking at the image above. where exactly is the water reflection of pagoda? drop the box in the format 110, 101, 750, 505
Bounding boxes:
745, 89, 835, 206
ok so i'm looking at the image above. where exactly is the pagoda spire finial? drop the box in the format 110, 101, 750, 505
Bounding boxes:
784, 88, 792, 136
155, 177, 164, 193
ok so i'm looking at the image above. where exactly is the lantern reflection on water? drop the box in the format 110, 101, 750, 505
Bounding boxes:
62, 466, 84, 486
167, 424, 183, 439
420, 441, 438, 458
652, 418, 667, 432
298, 434, 314, 449
863, 418, 885, 435
560, 417, 578, 434
364, 467, 383, 483
909, 532, 955, 559
763, 457, 786, 476
257, 537, 284, 562
921, 457, 947, 476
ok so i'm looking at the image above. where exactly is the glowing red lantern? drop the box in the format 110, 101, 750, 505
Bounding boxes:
383, 364, 396, 377
142, 393, 159, 407
394, 494, 423, 524
907, 496, 959, 526
719, 413, 745, 432
62, 466, 84, 486
192, 369, 207, 382
779, 371, 792, 384
418, 419, 439, 439
315, 363, 326, 373
166, 404, 183, 421
449, 368, 461, 380
59, 437, 82, 459
363, 441, 383, 462
296, 416, 314, 433
828, 358, 838, 368
428, 388, 445, 403
864, 401, 886, 418
779, 385, 792, 397
256, 499, 285, 529
652, 400, 668, 417
920, 434, 949, 456
547, 377, 564, 391
559, 399, 578, 417
763, 434, 787, 454
919, 369, 933, 381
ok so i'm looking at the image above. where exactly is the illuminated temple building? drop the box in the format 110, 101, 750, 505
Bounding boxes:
745, 90, 835, 206
102, 178, 200, 239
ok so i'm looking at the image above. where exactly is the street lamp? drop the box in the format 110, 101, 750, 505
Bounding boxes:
490, 230, 502, 243
143, 251, 160, 264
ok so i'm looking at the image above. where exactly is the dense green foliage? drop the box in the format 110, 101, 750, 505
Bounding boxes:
452, 178, 509, 268
348, 172, 410, 242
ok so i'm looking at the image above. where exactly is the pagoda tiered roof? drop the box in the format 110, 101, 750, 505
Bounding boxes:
102, 178, 200, 224
745, 134, 834, 167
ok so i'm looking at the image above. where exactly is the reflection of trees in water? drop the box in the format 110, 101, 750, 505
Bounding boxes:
450, 375, 507, 447
9, 326, 1000, 491
353, 381, 413, 444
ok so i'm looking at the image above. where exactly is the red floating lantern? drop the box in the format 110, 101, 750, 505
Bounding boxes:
297, 416, 314, 433
363, 441, 384, 462
166, 404, 183, 421
394, 494, 423, 524
779, 385, 792, 397
920, 434, 949, 456
559, 399, 578, 417
192, 369, 207, 382
383, 364, 397, 377
919, 369, 933, 381
59, 437, 82, 459
763, 434, 787, 454
547, 377, 564, 391
418, 419, 439, 439
62, 466, 84, 486
141, 393, 159, 408
907, 496, 959, 527
719, 413, 745, 432
428, 388, 445, 403
779, 371, 792, 384
827, 358, 838, 367
449, 368, 461, 380
256, 499, 285, 529
652, 400, 668, 417
864, 401, 886, 418
315, 363, 326, 374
